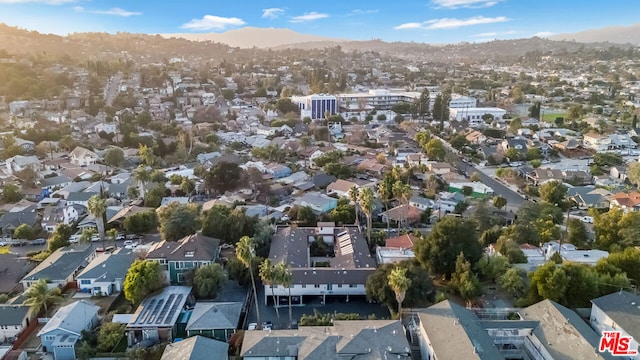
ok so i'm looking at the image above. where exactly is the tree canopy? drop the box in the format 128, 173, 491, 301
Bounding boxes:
365, 260, 434, 313
157, 202, 201, 241
123, 260, 164, 304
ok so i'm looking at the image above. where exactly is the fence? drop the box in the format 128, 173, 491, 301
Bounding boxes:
9, 316, 40, 351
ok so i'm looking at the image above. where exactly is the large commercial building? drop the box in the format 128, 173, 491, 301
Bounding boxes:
291, 94, 337, 120
336, 89, 421, 111
449, 107, 507, 124
449, 94, 478, 108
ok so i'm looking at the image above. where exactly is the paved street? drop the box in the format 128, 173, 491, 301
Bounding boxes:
458, 162, 526, 210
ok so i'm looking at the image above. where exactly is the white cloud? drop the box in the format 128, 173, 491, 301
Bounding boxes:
473, 30, 517, 37
73, 6, 142, 17
289, 12, 329, 23
181, 15, 246, 31
431, 0, 502, 9
0, 0, 77, 3
532, 31, 554, 38
395, 16, 509, 30
262, 8, 285, 19
349, 9, 379, 15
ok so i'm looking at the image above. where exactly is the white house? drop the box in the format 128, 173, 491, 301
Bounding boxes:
5, 155, 40, 175
70, 146, 100, 166
583, 132, 612, 152
94, 123, 117, 135
0, 306, 30, 343
264, 224, 375, 306
76, 251, 137, 296
590, 291, 640, 360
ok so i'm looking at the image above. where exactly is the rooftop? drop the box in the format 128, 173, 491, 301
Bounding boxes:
37, 300, 100, 336
160, 335, 229, 360
185, 302, 243, 331
147, 233, 221, 262
591, 291, 640, 341
127, 286, 192, 330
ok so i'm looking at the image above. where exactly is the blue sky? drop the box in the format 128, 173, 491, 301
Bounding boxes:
0, 0, 638, 43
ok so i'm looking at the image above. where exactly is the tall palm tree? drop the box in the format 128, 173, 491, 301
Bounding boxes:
300, 136, 312, 168
106, 228, 119, 246
24, 279, 63, 314
88, 195, 107, 241
393, 181, 411, 229
132, 165, 152, 198
377, 181, 392, 237
388, 267, 411, 318
79, 227, 97, 244
348, 186, 360, 226
236, 236, 261, 326
359, 187, 375, 247
276, 261, 293, 326
259, 259, 280, 319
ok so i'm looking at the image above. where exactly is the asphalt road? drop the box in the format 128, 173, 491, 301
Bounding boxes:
458, 161, 526, 209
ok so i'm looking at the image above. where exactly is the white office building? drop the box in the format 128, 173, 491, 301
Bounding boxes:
291, 94, 337, 120
449, 107, 506, 123
336, 89, 421, 111
449, 94, 477, 108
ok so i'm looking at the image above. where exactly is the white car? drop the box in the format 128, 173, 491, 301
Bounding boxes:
581, 216, 594, 224
247, 323, 258, 330
124, 240, 139, 249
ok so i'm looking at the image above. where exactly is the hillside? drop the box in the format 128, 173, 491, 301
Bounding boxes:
551, 23, 640, 44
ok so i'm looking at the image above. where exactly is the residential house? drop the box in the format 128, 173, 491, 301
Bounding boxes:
583, 132, 612, 151
449, 181, 494, 198
66, 192, 98, 208
185, 302, 242, 341
465, 129, 487, 145
196, 152, 222, 167
76, 250, 137, 296
70, 146, 100, 167
53, 181, 90, 199
380, 204, 423, 227
38, 300, 100, 360
326, 179, 359, 198
610, 191, 640, 212
418, 299, 614, 360
126, 286, 193, 346
264, 224, 376, 306
590, 291, 640, 360
146, 233, 221, 285
21, 245, 94, 289
541, 241, 609, 266
295, 192, 338, 214
0, 254, 34, 294
428, 162, 453, 175
241, 320, 410, 360
41, 174, 72, 191
41, 204, 80, 233
0, 205, 38, 236
94, 123, 116, 134
500, 137, 528, 157
409, 196, 435, 211
5, 155, 40, 175
609, 133, 637, 149
160, 336, 228, 360
610, 166, 628, 181
14, 138, 34, 152
376, 234, 417, 264
357, 158, 387, 175
567, 186, 611, 209
437, 191, 466, 214
107, 205, 154, 226
0, 305, 30, 343
265, 164, 292, 179
311, 172, 337, 189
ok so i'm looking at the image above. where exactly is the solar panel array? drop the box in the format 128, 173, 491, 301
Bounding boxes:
338, 231, 353, 255
132, 291, 187, 327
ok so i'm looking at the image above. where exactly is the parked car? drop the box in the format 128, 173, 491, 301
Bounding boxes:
262, 321, 273, 331
247, 323, 258, 331
32, 238, 46, 245
581, 216, 594, 224
116, 233, 126, 241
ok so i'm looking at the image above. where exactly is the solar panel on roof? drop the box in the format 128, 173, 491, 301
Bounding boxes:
138, 299, 157, 324
165, 294, 184, 324
155, 294, 175, 324
147, 299, 165, 324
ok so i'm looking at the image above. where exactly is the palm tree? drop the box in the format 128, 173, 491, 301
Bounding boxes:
300, 136, 312, 168
259, 259, 280, 319
106, 228, 119, 246
276, 261, 293, 326
24, 279, 63, 314
393, 181, 411, 229
359, 187, 375, 247
79, 227, 96, 243
87, 195, 106, 242
236, 236, 261, 326
377, 181, 392, 237
388, 267, 411, 319
132, 165, 152, 198
348, 186, 360, 226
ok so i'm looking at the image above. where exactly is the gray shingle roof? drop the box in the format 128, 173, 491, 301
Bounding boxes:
67, 191, 98, 202
241, 320, 410, 359
22, 245, 94, 283
37, 300, 100, 336
0, 305, 29, 326
185, 302, 242, 331
591, 291, 640, 343
0, 254, 34, 293
76, 251, 137, 282
160, 336, 229, 360
146, 233, 220, 262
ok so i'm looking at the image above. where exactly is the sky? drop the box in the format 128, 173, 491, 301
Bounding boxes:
0, 0, 639, 44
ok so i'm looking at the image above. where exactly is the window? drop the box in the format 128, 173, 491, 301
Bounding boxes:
80, 280, 91, 285
302, 284, 306, 288
349, 284, 357, 288
175, 261, 184, 269
177, 273, 186, 283
337, 284, 342, 288
45, 335, 55, 342
314, 284, 320, 288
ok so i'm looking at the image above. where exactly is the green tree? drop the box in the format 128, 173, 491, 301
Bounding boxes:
358, 187, 375, 246
392, 181, 411, 228
236, 236, 261, 325
275, 261, 293, 325
348, 186, 360, 226
87, 195, 106, 241
24, 279, 62, 314
138, 144, 156, 166
48, 224, 72, 252
476, 255, 509, 283
539, 181, 567, 205
79, 228, 97, 244
593, 207, 624, 251
205, 161, 242, 195
424, 139, 445, 161
414, 217, 482, 278
157, 203, 201, 241
509, 117, 522, 134
259, 259, 280, 319
96, 322, 126, 352
202, 206, 258, 245
528, 261, 568, 303
449, 134, 468, 150
1, 184, 22, 203
561, 263, 599, 308
628, 162, 640, 188
132, 165, 152, 198
365, 260, 434, 314
193, 263, 226, 299
13, 223, 35, 240
103, 147, 125, 167
492, 196, 507, 210
566, 218, 588, 247
597, 247, 640, 285
124, 210, 158, 234
450, 252, 482, 303
498, 268, 526, 297
123, 260, 164, 304
387, 266, 411, 318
